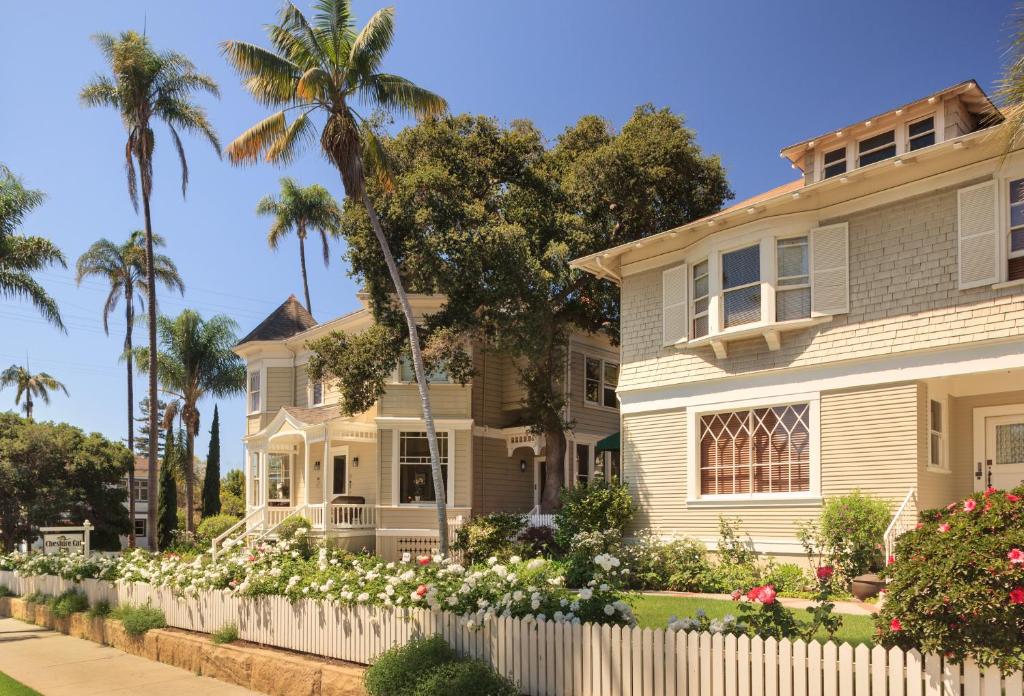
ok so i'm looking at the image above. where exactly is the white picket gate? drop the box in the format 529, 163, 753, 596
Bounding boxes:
2, 570, 1021, 696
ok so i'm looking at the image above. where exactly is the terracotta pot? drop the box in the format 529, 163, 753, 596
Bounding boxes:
850, 573, 885, 600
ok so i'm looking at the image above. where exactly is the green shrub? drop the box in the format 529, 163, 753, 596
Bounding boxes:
197, 514, 241, 544
211, 622, 239, 644
412, 659, 519, 696
554, 479, 634, 549
0, 585, 13, 597
276, 515, 312, 540
23, 591, 48, 605
764, 563, 811, 596
706, 561, 762, 594
564, 529, 623, 588
716, 517, 757, 567
364, 636, 457, 696
620, 531, 714, 591
453, 513, 525, 563
112, 604, 166, 635
88, 601, 111, 618
48, 590, 89, 618
879, 486, 1024, 671
517, 524, 559, 557
818, 491, 891, 578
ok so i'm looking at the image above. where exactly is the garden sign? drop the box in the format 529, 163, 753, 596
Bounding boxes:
41, 521, 92, 556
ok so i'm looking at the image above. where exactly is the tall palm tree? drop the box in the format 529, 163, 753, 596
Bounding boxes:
223, 0, 453, 551
257, 178, 342, 313
0, 364, 68, 419
0, 164, 66, 330
135, 310, 245, 534
81, 31, 219, 550
75, 231, 184, 548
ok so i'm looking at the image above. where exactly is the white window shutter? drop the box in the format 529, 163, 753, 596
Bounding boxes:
957, 180, 999, 289
662, 264, 688, 346
810, 223, 849, 316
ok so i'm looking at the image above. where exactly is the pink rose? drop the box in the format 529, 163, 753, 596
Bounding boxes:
746, 586, 761, 602
890, 618, 902, 632
1008, 494, 1021, 503
758, 585, 777, 605
984, 486, 997, 497
938, 523, 950, 533
1010, 588, 1024, 605
1009, 548, 1024, 566
730, 589, 743, 601
963, 499, 977, 512
415, 584, 428, 597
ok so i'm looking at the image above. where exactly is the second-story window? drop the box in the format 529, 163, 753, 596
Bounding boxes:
908, 116, 935, 151
692, 259, 709, 338
721, 244, 761, 328
823, 147, 846, 179
132, 479, 148, 503
1009, 179, 1024, 281
248, 371, 261, 413
584, 356, 619, 408
858, 130, 896, 167
399, 356, 450, 383
776, 236, 810, 321
311, 380, 323, 405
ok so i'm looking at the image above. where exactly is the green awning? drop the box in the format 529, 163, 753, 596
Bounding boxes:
595, 431, 619, 453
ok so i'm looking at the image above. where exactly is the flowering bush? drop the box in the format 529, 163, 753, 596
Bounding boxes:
619, 530, 715, 591
878, 486, 1024, 671
798, 491, 890, 581
554, 479, 634, 549
452, 513, 525, 563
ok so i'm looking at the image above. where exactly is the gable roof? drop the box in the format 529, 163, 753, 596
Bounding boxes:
237, 295, 317, 345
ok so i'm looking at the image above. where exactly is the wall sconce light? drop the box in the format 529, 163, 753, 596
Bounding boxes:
314, 460, 321, 472
353, 457, 360, 468
520, 459, 528, 473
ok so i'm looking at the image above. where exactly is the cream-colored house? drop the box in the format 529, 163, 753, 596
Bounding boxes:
227, 293, 618, 559
572, 80, 1024, 560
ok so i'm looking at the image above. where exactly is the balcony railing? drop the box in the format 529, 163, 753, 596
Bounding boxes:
331, 503, 376, 529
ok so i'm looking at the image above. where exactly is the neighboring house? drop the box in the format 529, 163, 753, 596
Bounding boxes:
231, 294, 618, 559
121, 456, 153, 550
571, 80, 1024, 560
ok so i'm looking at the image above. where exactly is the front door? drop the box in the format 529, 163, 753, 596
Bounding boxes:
982, 413, 1024, 490
534, 458, 546, 507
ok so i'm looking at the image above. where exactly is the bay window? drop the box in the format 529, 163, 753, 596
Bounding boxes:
248, 371, 261, 413
775, 237, 810, 321
691, 260, 709, 338
399, 431, 449, 504
721, 244, 761, 328
1009, 179, 1024, 281
699, 403, 811, 496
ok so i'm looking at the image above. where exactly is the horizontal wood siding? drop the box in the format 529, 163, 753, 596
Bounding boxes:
379, 384, 471, 418
501, 355, 527, 411
471, 346, 505, 427
377, 507, 472, 529
472, 435, 534, 515
378, 429, 393, 506
294, 365, 309, 408
265, 366, 294, 412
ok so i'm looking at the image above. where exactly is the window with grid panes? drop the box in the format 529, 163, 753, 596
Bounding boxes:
776, 237, 810, 321
721, 245, 761, 328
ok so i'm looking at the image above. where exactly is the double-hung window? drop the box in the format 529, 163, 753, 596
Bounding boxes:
775, 236, 810, 321
311, 380, 323, 406
134, 518, 146, 538
399, 431, 449, 504
858, 130, 896, 167
721, 244, 761, 328
249, 452, 261, 506
1009, 179, 1024, 281
699, 403, 811, 495
584, 356, 619, 408
928, 399, 947, 471
399, 356, 450, 383
132, 479, 149, 503
691, 260, 709, 338
823, 147, 847, 179
248, 371, 261, 413
907, 116, 935, 151
266, 454, 291, 505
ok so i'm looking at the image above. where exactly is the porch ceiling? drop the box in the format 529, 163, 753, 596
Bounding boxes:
928, 368, 1024, 398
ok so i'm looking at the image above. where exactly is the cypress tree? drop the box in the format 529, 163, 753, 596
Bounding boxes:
157, 426, 178, 550
201, 405, 221, 517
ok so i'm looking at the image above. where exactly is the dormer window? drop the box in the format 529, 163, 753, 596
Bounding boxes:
908, 116, 935, 151
857, 130, 896, 167
823, 147, 846, 179
721, 245, 761, 328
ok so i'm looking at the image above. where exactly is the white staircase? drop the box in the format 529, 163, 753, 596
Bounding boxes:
883, 489, 917, 563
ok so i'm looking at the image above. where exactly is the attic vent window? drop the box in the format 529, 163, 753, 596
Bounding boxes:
858, 130, 896, 166
908, 116, 935, 151
823, 147, 846, 179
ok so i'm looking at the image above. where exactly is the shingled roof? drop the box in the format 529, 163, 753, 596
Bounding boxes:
237, 295, 317, 345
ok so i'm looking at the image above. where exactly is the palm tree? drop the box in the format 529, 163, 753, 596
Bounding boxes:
257, 178, 342, 313
135, 310, 245, 534
0, 364, 68, 419
0, 164, 66, 330
223, 0, 454, 551
81, 31, 219, 550
75, 231, 184, 548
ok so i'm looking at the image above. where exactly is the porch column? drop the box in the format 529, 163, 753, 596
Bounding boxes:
322, 426, 330, 530
303, 433, 311, 512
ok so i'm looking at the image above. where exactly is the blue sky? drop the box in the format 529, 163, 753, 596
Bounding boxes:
0, 0, 1013, 473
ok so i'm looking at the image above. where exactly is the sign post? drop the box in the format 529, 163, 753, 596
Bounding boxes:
40, 520, 93, 556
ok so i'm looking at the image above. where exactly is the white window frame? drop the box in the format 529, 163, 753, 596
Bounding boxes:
132, 478, 149, 504
134, 518, 147, 538
775, 235, 811, 322
583, 355, 619, 410
856, 128, 897, 168
991, 167, 1024, 288
906, 114, 936, 153
248, 370, 262, 414
686, 393, 821, 504
1008, 177, 1024, 264
927, 395, 949, 473
394, 430, 453, 507
266, 452, 292, 505
691, 259, 710, 338
719, 242, 763, 329
249, 451, 261, 507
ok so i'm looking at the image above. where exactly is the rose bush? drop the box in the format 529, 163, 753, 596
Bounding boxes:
878, 485, 1024, 671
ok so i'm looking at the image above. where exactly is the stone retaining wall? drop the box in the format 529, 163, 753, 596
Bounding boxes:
0, 597, 365, 696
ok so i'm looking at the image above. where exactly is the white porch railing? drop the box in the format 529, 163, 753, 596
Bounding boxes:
211, 505, 265, 560
527, 505, 557, 529
331, 503, 376, 529
884, 489, 917, 562
264, 506, 295, 529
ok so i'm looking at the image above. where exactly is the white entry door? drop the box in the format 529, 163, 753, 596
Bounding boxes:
981, 413, 1024, 491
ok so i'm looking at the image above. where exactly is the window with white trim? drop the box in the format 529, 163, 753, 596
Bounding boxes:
249, 453, 261, 506
928, 399, 947, 471
907, 116, 935, 151
584, 356, 618, 408
399, 356, 450, 383
699, 403, 811, 495
822, 146, 847, 179
134, 518, 146, 538
311, 379, 323, 406
248, 371, 261, 413
721, 244, 761, 328
132, 478, 149, 503
399, 431, 449, 504
691, 259, 709, 338
857, 130, 896, 167
266, 453, 290, 505
1009, 178, 1024, 282
776, 236, 810, 321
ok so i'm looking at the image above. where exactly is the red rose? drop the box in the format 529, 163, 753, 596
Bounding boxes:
1010, 588, 1024, 605
758, 585, 777, 605
730, 589, 742, 601
746, 586, 761, 602
417, 556, 431, 566
816, 566, 835, 581
890, 618, 902, 632
416, 584, 428, 597
984, 486, 997, 497
887, 555, 895, 566
1008, 494, 1021, 503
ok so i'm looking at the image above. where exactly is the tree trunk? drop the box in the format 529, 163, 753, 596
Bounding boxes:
143, 190, 159, 551
541, 428, 566, 513
298, 228, 312, 313
125, 295, 136, 549
185, 426, 195, 534
360, 190, 450, 555
24, 392, 32, 420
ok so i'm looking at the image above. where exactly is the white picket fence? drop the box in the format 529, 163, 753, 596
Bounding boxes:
2, 570, 1022, 696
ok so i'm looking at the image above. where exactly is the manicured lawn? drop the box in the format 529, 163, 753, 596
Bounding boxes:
630, 595, 878, 646
0, 672, 41, 696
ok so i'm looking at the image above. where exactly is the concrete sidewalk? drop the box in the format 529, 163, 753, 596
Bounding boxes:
0, 618, 255, 695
